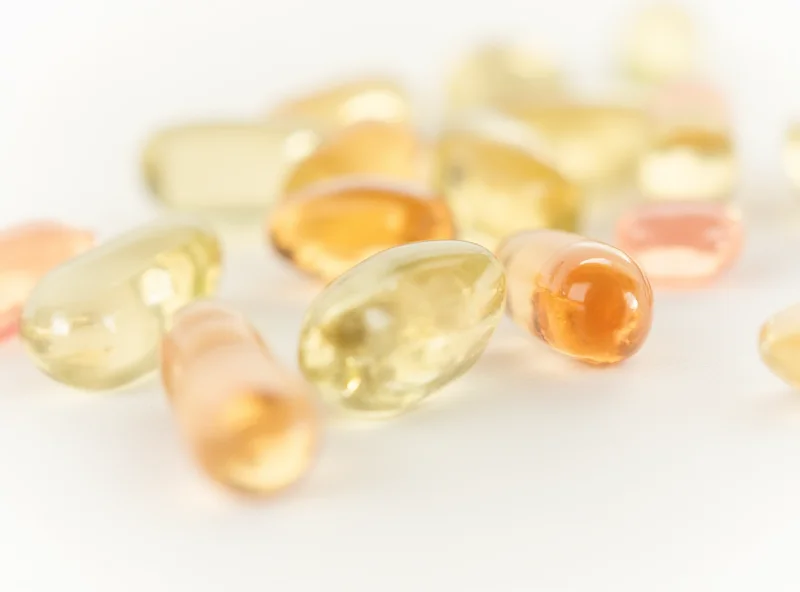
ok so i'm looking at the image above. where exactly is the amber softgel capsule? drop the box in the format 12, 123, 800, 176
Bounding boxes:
161, 301, 318, 495
433, 110, 579, 250
497, 229, 653, 365
0, 221, 95, 341
269, 177, 454, 281
298, 240, 506, 416
20, 220, 221, 390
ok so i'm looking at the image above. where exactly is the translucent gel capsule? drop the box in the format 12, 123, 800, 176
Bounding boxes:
504, 104, 653, 188
447, 43, 562, 111
0, 221, 95, 341
281, 121, 427, 195
498, 229, 653, 364
783, 123, 800, 191
268, 78, 411, 129
20, 221, 222, 390
298, 240, 506, 416
161, 302, 318, 495
616, 202, 743, 287
433, 111, 580, 249
269, 178, 454, 281
142, 122, 322, 213
759, 304, 800, 388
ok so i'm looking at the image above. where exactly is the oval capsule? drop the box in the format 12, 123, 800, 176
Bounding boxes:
269, 177, 454, 281
20, 220, 222, 390
0, 221, 95, 341
161, 301, 319, 496
142, 122, 323, 213
298, 240, 506, 416
497, 229, 653, 365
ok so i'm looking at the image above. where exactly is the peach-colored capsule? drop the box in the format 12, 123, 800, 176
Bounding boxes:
616, 202, 743, 287
0, 221, 94, 341
161, 301, 319, 496
648, 79, 729, 130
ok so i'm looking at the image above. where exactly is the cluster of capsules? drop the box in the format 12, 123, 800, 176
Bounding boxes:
3, 3, 800, 496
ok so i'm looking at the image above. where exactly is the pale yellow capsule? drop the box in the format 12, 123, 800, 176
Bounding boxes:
298, 240, 506, 417
783, 123, 800, 192
760, 304, 800, 388
142, 122, 322, 213
20, 220, 222, 390
268, 78, 411, 129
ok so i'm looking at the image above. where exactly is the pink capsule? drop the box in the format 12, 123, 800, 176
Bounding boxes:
0, 221, 95, 341
615, 202, 743, 288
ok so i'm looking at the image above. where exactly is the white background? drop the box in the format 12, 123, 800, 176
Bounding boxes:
3, 0, 800, 590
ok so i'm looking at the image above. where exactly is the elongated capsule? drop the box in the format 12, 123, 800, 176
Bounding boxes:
497, 229, 653, 365
269, 177, 454, 281
0, 221, 94, 341
161, 302, 319, 495
142, 122, 323, 213
281, 121, 427, 195
268, 78, 411, 129
20, 220, 222, 390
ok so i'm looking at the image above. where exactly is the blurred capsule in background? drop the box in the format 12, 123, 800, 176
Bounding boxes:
783, 123, 800, 192
503, 103, 653, 189
0, 221, 95, 342
433, 110, 579, 249
161, 301, 319, 496
298, 240, 506, 417
616, 202, 743, 287
142, 122, 323, 214
267, 77, 411, 129
759, 304, 800, 389
21, 220, 221, 390
281, 121, 428, 195
446, 42, 563, 112
620, 3, 696, 85
269, 178, 454, 281
497, 229, 653, 365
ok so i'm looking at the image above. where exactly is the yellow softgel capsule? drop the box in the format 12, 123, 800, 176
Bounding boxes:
268, 78, 411, 129
142, 122, 322, 213
447, 43, 562, 111
433, 111, 579, 249
281, 121, 427, 195
298, 240, 506, 416
20, 220, 222, 390
783, 123, 800, 191
504, 104, 653, 188
759, 305, 800, 388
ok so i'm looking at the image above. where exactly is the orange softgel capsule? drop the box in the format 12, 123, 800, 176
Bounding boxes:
616, 202, 743, 287
497, 229, 653, 364
0, 221, 94, 341
281, 121, 426, 195
269, 177, 454, 281
161, 301, 319, 496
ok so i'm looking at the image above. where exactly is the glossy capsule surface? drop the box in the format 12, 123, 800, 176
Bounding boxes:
0, 221, 95, 341
21, 221, 222, 390
281, 121, 426, 195
269, 178, 454, 281
434, 111, 579, 249
161, 302, 318, 495
760, 304, 800, 388
298, 240, 506, 416
498, 229, 653, 365
142, 122, 322, 212
268, 78, 411, 128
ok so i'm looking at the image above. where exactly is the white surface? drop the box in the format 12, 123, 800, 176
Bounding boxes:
3, 0, 800, 590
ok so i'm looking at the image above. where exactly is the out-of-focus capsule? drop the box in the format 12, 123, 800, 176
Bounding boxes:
268, 78, 411, 129
616, 202, 743, 287
433, 110, 580, 249
504, 104, 653, 188
446, 43, 562, 111
298, 240, 506, 416
161, 301, 319, 496
269, 178, 454, 281
783, 123, 800, 191
760, 304, 800, 388
621, 3, 696, 84
142, 122, 323, 213
497, 229, 653, 364
281, 121, 427, 195
20, 220, 222, 390
648, 79, 728, 130
0, 221, 95, 342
